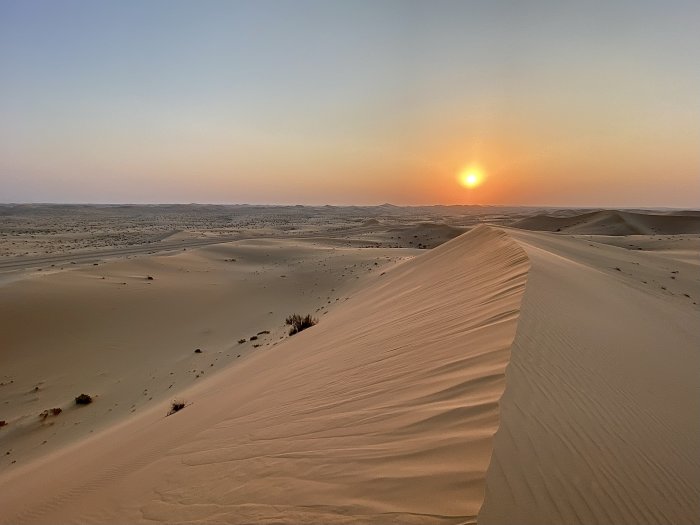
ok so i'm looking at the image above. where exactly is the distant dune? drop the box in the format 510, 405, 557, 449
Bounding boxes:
511, 209, 700, 235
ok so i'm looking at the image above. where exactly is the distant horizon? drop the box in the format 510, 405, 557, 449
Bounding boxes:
1, 201, 698, 211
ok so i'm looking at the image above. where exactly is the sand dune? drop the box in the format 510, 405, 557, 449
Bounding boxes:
511, 209, 700, 235
480, 229, 700, 524
0, 239, 413, 467
0, 226, 529, 524
1, 219, 698, 524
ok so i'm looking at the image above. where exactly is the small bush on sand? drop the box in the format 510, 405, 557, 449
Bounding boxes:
168, 400, 186, 416
238, 338, 246, 344
39, 408, 62, 420
285, 314, 317, 336
75, 394, 92, 405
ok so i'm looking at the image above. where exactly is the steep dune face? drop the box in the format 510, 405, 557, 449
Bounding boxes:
479, 229, 700, 525
511, 210, 700, 235
0, 226, 529, 524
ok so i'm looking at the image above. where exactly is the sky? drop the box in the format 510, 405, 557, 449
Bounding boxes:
1, 0, 698, 206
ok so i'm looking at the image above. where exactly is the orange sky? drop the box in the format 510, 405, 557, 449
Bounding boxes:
1, 1, 698, 206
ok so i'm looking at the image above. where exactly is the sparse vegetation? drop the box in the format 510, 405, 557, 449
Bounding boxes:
285, 313, 317, 335
257, 330, 270, 335
75, 394, 92, 405
0, 420, 6, 427
249, 335, 258, 341
168, 400, 186, 415
194, 348, 202, 353
39, 408, 62, 420
238, 338, 246, 344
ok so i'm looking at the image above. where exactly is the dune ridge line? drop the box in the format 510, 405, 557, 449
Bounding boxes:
478, 228, 700, 525
0, 225, 530, 524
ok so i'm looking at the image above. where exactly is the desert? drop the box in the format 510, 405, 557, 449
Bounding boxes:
1, 204, 698, 524
2, 1, 699, 522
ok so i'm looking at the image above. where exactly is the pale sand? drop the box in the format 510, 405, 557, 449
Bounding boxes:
480, 229, 700, 524
0, 238, 415, 465
0, 226, 529, 524
1, 208, 699, 524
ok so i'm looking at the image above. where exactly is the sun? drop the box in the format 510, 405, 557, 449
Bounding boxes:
458, 167, 483, 189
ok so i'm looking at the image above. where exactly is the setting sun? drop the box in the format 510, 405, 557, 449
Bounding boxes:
458, 167, 483, 189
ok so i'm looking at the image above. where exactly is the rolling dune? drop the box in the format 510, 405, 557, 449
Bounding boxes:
0, 226, 529, 524
2, 223, 697, 524
512, 209, 700, 235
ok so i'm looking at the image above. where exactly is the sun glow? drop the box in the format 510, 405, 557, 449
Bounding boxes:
458, 166, 483, 189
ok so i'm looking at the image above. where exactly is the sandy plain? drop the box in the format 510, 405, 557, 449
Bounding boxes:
0, 204, 698, 524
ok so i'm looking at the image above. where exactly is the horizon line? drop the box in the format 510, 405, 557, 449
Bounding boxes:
1, 202, 698, 211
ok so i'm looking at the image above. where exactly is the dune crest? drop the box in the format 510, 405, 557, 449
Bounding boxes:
479, 229, 700, 524
0, 226, 529, 524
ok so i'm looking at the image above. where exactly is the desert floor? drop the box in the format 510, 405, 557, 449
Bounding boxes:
1, 205, 698, 524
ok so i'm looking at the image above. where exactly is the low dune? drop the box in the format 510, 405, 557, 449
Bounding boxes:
0, 239, 413, 467
511, 209, 700, 235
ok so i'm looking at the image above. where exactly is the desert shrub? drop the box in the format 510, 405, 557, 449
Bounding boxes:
238, 338, 246, 344
249, 335, 258, 341
168, 400, 186, 416
0, 420, 6, 427
194, 348, 202, 353
285, 313, 317, 335
75, 394, 92, 405
39, 408, 62, 420
257, 330, 270, 335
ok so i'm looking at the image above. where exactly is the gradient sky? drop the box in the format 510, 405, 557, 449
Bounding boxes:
1, 0, 698, 206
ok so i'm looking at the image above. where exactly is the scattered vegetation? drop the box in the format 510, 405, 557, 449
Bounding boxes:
194, 348, 202, 353
75, 394, 93, 405
39, 408, 62, 420
238, 338, 246, 344
168, 400, 186, 416
0, 420, 6, 427
146, 275, 154, 280
257, 330, 270, 335
285, 313, 317, 335
249, 335, 258, 341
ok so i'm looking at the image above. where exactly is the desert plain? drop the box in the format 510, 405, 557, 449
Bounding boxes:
0, 204, 698, 524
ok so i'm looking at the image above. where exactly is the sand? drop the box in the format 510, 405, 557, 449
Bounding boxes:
480, 228, 700, 524
511, 209, 700, 235
1, 205, 699, 524
0, 225, 529, 524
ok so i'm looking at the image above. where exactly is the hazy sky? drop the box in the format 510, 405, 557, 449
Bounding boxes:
1, 0, 698, 206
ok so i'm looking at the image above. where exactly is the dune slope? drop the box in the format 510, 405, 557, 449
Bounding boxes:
479, 229, 700, 524
0, 226, 529, 524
